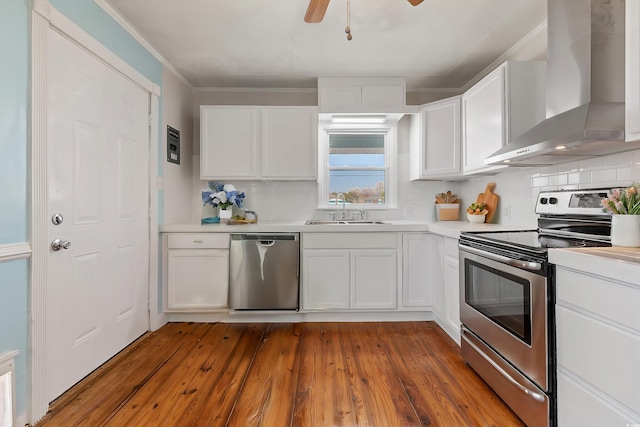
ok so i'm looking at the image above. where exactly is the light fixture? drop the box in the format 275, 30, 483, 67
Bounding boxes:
331, 115, 388, 124
345, 0, 352, 40
555, 145, 567, 150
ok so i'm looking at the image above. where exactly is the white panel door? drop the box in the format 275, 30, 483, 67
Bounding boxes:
47, 29, 149, 401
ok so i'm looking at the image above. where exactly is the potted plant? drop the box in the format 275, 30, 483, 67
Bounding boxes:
466, 202, 489, 223
202, 182, 245, 222
601, 182, 640, 247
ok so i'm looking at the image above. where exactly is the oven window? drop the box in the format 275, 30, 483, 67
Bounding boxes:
464, 260, 532, 345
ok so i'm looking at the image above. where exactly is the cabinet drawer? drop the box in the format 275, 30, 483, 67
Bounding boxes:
556, 306, 640, 412
302, 233, 397, 249
443, 237, 459, 258
557, 371, 630, 426
168, 233, 229, 249
556, 268, 640, 331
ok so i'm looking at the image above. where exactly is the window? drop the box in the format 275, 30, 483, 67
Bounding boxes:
319, 120, 396, 209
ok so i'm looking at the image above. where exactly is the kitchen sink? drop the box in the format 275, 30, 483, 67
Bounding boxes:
305, 220, 389, 225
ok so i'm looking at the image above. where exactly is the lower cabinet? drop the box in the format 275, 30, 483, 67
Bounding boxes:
555, 266, 640, 424
436, 236, 460, 344
165, 233, 230, 311
402, 233, 441, 309
302, 233, 397, 310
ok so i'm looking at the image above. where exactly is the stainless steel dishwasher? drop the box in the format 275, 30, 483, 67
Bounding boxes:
229, 233, 299, 310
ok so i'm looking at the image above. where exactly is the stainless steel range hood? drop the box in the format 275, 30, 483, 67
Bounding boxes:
486, 0, 640, 167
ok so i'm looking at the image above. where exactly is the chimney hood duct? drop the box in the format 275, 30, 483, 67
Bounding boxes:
486, 0, 640, 167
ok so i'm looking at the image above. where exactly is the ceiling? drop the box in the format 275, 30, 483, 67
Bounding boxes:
101, 0, 547, 91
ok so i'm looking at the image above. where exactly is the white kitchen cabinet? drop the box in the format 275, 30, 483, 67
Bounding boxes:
318, 77, 406, 113
462, 61, 545, 175
402, 233, 441, 308
301, 233, 397, 311
410, 96, 463, 180
351, 249, 397, 309
437, 237, 460, 345
200, 106, 318, 180
302, 249, 350, 309
627, 0, 640, 141
555, 266, 640, 424
200, 107, 258, 179
261, 107, 317, 180
166, 233, 230, 311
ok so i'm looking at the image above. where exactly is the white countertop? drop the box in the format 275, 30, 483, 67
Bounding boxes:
159, 220, 529, 239
549, 246, 640, 283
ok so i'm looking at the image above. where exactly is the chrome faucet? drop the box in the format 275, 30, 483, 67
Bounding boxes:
336, 193, 346, 218
359, 209, 366, 221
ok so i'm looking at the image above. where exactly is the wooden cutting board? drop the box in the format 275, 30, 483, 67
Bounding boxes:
477, 182, 499, 223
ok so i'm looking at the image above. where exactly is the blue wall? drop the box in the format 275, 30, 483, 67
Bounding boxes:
0, 0, 162, 418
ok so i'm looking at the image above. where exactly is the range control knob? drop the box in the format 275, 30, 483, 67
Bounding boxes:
540, 197, 548, 204
549, 197, 558, 205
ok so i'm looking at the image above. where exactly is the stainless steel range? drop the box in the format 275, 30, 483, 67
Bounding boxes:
458, 188, 616, 427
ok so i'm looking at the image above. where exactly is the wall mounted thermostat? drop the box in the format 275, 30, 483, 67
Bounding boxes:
167, 125, 180, 165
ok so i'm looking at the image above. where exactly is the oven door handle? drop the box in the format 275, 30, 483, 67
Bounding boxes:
460, 245, 542, 271
462, 330, 547, 403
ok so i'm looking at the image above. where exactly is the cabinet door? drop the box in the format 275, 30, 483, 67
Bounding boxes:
443, 255, 460, 343
200, 107, 258, 179
402, 233, 432, 307
462, 65, 506, 175
411, 96, 462, 180
302, 249, 350, 310
318, 87, 361, 112
351, 249, 397, 309
360, 86, 405, 112
430, 235, 444, 317
261, 107, 318, 180
167, 249, 229, 310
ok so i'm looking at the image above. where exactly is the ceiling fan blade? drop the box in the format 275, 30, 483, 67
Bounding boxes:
304, 0, 330, 23
407, 0, 424, 5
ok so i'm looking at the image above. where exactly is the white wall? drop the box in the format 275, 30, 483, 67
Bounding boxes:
162, 67, 194, 223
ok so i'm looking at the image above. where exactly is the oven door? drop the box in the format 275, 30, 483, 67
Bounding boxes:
459, 245, 549, 391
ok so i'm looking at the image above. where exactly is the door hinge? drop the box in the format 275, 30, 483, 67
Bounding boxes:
148, 113, 153, 128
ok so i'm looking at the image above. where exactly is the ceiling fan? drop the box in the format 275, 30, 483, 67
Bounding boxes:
304, 0, 424, 23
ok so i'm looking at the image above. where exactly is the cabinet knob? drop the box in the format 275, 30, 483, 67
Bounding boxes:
193, 239, 203, 244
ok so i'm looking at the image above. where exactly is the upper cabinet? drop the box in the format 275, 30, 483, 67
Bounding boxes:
318, 77, 406, 113
261, 108, 318, 180
200, 106, 318, 180
200, 107, 259, 179
462, 61, 546, 175
410, 96, 463, 180
627, 0, 640, 141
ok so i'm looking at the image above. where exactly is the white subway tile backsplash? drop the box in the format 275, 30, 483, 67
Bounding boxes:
579, 157, 604, 170
557, 161, 580, 174
603, 152, 633, 168
590, 168, 618, 184
183, 149, 640, 227
567, 172, 582, 185
532, 176, 548, 188
617, 167, 632, 182
548, 174, 568, 186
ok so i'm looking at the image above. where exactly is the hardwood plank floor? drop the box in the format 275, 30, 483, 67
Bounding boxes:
36, 322, 524, 427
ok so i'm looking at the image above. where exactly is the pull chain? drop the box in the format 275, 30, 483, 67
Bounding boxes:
345, 0, 352, 40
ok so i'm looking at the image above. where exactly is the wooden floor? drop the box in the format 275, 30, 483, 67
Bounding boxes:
37, 322, 524, 427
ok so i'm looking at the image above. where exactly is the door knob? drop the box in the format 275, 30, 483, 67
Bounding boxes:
51, 238, 71, 251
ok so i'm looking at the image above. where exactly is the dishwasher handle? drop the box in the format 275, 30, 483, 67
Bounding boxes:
231, 233, 298, 242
